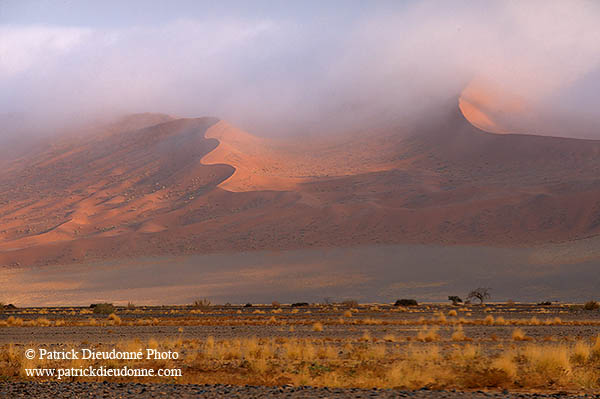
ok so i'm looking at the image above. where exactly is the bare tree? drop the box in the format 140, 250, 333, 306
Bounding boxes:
466, 288, 491, 304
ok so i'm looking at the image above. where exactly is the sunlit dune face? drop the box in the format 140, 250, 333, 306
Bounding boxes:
459, 79, 529, 134
458, 97, 503, 133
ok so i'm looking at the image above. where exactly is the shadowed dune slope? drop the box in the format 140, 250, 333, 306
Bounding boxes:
1, 102, 600, 267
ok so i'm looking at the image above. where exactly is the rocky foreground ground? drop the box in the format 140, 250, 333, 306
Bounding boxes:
1, 383, 599, 399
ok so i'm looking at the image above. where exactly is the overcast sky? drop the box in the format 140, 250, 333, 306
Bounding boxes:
1, 0, 600, 138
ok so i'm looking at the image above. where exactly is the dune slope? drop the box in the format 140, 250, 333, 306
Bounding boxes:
1, 102, 599, 267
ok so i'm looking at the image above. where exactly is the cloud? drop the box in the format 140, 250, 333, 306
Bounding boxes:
0, 25, 90, 77
1, 0, 599, 138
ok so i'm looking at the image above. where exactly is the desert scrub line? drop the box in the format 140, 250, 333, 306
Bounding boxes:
35, 348, 179, 361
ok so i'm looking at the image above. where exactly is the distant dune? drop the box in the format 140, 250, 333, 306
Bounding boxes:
1, 100, 600, 268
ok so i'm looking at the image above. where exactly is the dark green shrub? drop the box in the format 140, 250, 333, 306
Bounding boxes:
91, 303, 115, 314
394, 299, 418, 306
448, 296, 462, 305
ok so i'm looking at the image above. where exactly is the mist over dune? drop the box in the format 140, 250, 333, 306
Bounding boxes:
1, 0, 600, 139
1, 1, 600, 306
1, 97, 600, 271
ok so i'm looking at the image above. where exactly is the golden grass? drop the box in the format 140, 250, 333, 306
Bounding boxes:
108, 313, 122, 325
2, 335, 600, 390
416, 326, 439, 342
451, 325, 470, 342
512, 328, 532, 342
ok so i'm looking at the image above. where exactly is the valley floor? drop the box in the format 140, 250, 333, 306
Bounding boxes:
1, 303, 600, 397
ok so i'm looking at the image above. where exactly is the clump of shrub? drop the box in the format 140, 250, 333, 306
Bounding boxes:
244, 303, 253, 308
0, 303, 16, 313
192, 298, 211, 310
341, 300, 359, 308
584, 301, 599, 310
291, 302, 309, 307
108, 313, 122, 325
91, 303, 115, 314
416, 326, 439, 342
512, 328, 532, 341
448, 296, 462, 305
394, 299, 418, 306
537, 301, 552, 306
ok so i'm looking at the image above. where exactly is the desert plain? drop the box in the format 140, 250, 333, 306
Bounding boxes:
1, 300, 600, 398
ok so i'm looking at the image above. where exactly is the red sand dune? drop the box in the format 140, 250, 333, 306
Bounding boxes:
1, 102, 600, 268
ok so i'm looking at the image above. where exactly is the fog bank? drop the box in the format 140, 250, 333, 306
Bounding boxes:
1, 1, 599, 138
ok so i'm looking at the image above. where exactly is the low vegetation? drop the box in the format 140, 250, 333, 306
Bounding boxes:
3, 336, 600, 390
91, 303, 115, 314
448, 296, 462, 305
466, 288, 491, 304
192, 298, 211, 310
2, 301, 600, 392
394, 299, 418, 306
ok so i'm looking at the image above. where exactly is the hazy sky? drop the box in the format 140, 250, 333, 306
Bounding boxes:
1, 0, 600, 138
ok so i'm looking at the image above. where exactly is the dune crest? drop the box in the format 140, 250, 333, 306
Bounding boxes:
202, 121, 306, 192
458, 79, 530, 134
201, 120, 415, 192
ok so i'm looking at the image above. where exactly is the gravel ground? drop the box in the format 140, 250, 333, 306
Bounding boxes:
1, 383, 599, 399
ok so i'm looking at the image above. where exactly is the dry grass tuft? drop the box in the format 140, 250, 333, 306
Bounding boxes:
108, 313, 121, 325
512, 328, 532, 342
451, 325, 470, 341
416, 326, 440, 342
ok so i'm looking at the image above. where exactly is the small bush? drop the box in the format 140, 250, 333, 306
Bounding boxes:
451, 325, 468, 341
341, 300, 358, 308
244, 303, 253, 308
394, 299, 418, 306
0, 303, 15, 312
193, 298, 211, 309
537, 301, 552, 306
92, 303, 115, 314
291, 302, 309, 307
108, 313, 121, 325
416, 326, 439, 342
448, 296, 462, 305
584, 301, 599, 310
512, 328, 531, 341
